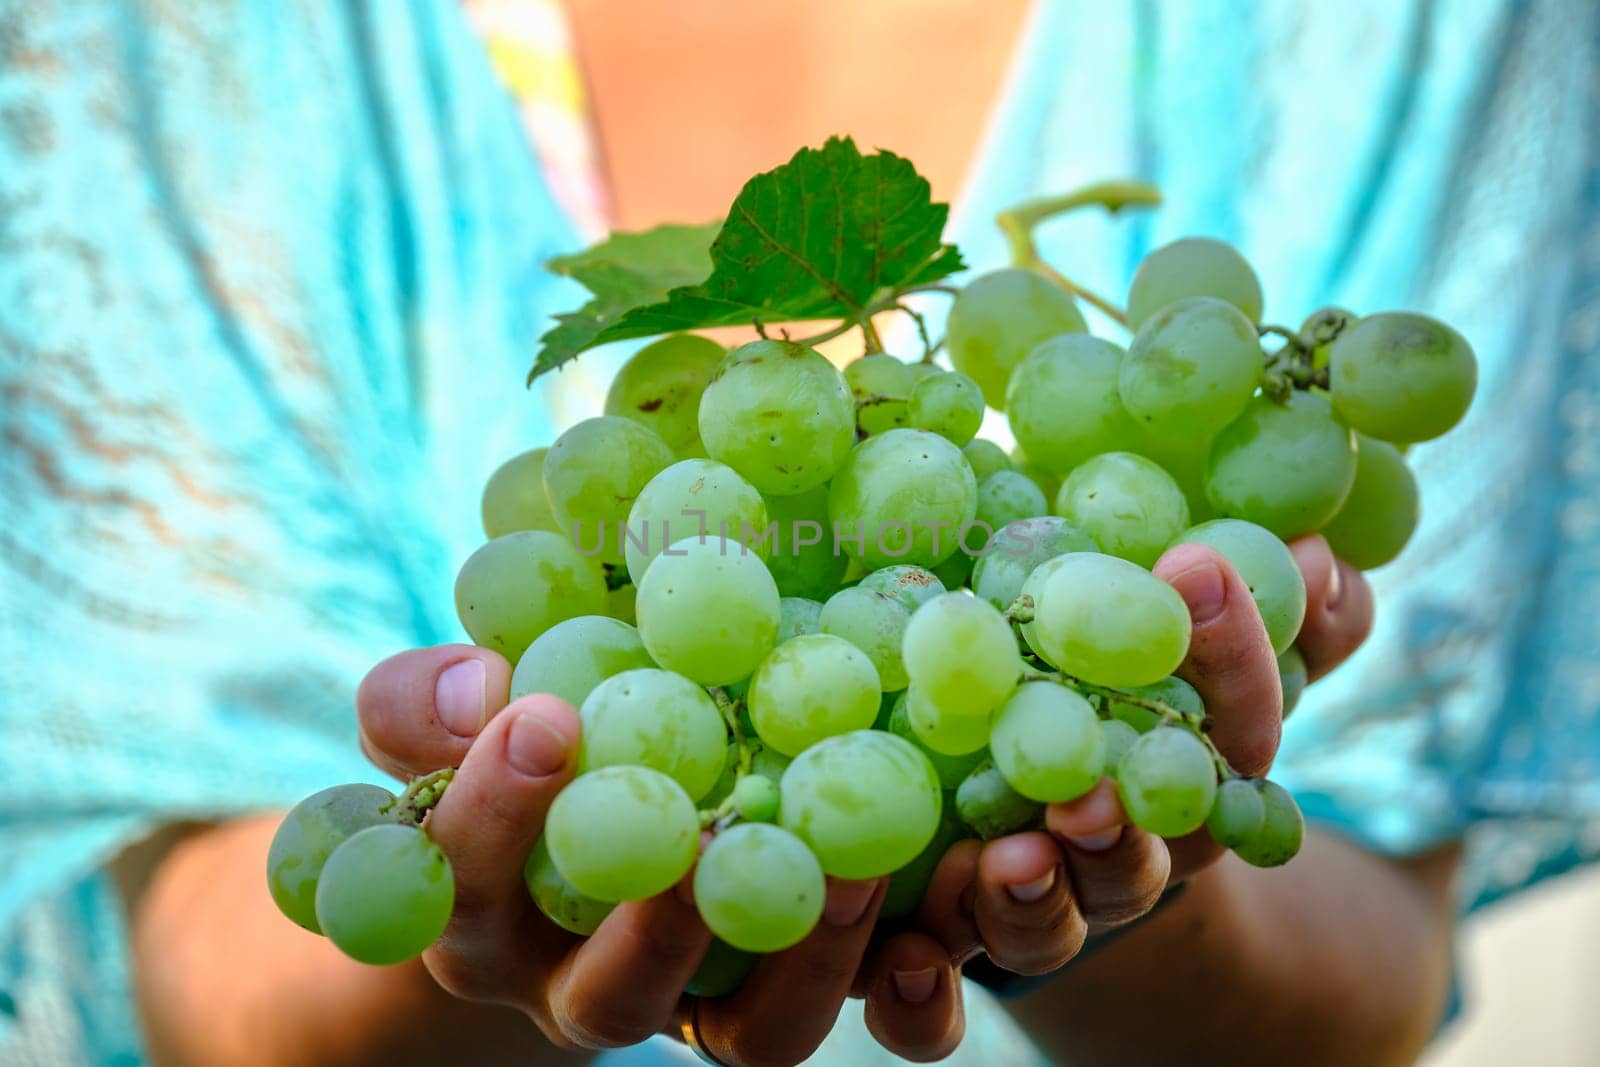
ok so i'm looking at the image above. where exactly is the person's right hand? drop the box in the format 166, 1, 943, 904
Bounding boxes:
357, 646, 907, 1066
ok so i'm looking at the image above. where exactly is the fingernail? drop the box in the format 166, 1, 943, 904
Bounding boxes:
1066, 826, 1125, 852
1171, 562, 1227, 624
1006, 867, 1057, 903
436, 659, 487, 737
892, 966, 939, 1004
1325, 561, 1345, 610
506, 712, 569, 778
823, 880, 877, 926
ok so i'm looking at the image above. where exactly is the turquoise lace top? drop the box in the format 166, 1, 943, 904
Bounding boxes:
2, 1, 1597, 1063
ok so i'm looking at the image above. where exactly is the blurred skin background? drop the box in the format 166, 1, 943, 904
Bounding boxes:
2, 0, 1599, 1064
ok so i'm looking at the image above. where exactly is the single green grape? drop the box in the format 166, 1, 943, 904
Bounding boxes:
1126, 237, 1264, 329
1232, 780, 1304, 867
624, 459, 768, 581
693, 823, 825, 952
763, 485, 850, 600
1120, 297, 1263, 442
1136, 429, 1217, 522
1205, 391, 1357, 539
845, 353, 915, 436
510, 615, 654, 708
1205, 778, 1267, 849
1318, 434, 1420, 570
730, 774, 780, 823
1054, 452, 1190, 568
955, 759, 1044, 840
635, 536, 780, 687
859, 564, 947, 612
901, 592, 1020, 718
1329, 312, 1477, 444
687, 939, 760, 998
1279, 646, 1308, 719
886, 692, 989, 788
545, 765, 700, 902
989, 682, 1105, 803
315, 824, 454, 966
578, 668, 728, 801
525, 836, 616, 935
904, 685, 993, 756
963, 439, 1014, 481
828, 429, 978, 569
930, 549, 975, 591
908, 371, 985, 446
967, 471, 1049, 553
1108, 676, 1204, 733
970, 516, 1096, 612
882, 807, 968, 919
1099, 718, 1140, 774
1006, 334, 1142, 473
1172, 518, 1306, 654
779, 731, 942, 879
698, 340, 856, 495
605, 334, 724, 458
947, 268, 1087, 406
454, 531, 608, 662
748, 633, 881, 756
543, 416, 675, 566
1022, 553, 1191, 688
267, 783, 395, 934
819, 585, 913, 691
481, 448, 560, 539
1011, 446, 1064, 504
777, 596, 825, 642
1116, 728, 1219, 838
750, 744, 793, 782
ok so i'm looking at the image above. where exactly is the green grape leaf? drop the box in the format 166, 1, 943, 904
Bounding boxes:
531, 136, 964, 381
529, 222, 721, 383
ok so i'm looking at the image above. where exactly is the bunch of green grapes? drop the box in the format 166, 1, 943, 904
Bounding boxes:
271, 199, 1475, 987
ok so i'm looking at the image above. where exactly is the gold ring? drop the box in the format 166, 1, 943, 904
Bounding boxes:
677, 997, 729, 1066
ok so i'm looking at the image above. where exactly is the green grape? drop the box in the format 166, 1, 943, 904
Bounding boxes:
748, 634, 881, 756
990, 682, 1105, 803
931, 550, 975, 591
693, 823, 825, 952
955, 759, 1044, 840
731, 774, 780, 823
1115, 728, 1219, 838
481, 448, 560, 539
1006, 335, 1142, 472
635, 536, 780, 686
608, 583, 637, 624
905, 686, 993, 756
1300, 306, 1357, 368
845, 352, 915, 435
886, 692, 988, 788
1205, 391, 1357, 539
1318, 434, 1420, 570
970, 516, 1096, 611
779, 731, 942, 879
750, 744, 793, 782
1022, 553, 1191, 688
777, 596, 825, 642
947, 268, 1087, 406
1120, 297, 1263, 442
698, 340, 856, 495
525, 836, 615, 935
454, 531, 608, 662
859, 564, 947, 612
1054, 452, 1190, 568
578, 668, 729, 800
1100, 718, 1140, 773
819, 586, 912, 690
543, 416, 675, 566
906, 362, 941, 383
510, 615, 654, 707
545, 765, 700, 902
968, 471, 1049, 552
605, 334, 724, 458
267, 783, 395, 934
1126, 237, 1264, 329
1329, 312, 1477, 443
1135, 429, 1216, 522
687, 939, 760, 998
828, 429, 978, 568
1278, 645, 1307, 719
908, 371, 985, 446
315, 824, 454, 966
963, 439, 1014, 481
882, 806, 967, 919
1011, 447, 1064, 504
1232, 780, 1304, 867
1172, 518, 1306, 655
625, 459, 768, 581
1108, 676, 1204, 733
764, 485, 849, 599
1205, 779, 1266, 849
901, 592, 1020, 718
